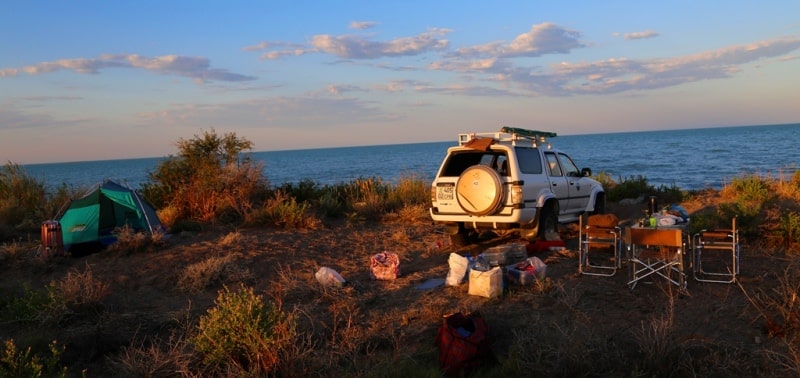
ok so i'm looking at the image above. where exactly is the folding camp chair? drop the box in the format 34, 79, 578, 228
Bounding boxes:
628, 227, 687, 291
579, 213, 623, 276
692, 217, 740, 283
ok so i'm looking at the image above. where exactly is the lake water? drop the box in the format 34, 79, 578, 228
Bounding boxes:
22, 123, 800, 192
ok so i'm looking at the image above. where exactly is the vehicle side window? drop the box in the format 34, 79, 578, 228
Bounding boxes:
515, 147, 542, 174
545, 152, 562, 177
558, 153, 581, 177
495, 155, 509, 176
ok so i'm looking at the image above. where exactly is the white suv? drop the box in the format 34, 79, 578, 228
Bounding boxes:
429, 127, 605, 246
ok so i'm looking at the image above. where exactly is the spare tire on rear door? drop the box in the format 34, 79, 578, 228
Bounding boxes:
456, 165, 504, 216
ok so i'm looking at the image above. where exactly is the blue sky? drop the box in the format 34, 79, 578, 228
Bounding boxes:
2, 1, 799, 164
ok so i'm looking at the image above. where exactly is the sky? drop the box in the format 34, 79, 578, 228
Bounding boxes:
2, 1, 799, 164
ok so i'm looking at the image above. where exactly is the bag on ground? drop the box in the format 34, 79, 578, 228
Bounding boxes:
315, 267, 345, 287
435, 311, 491, 375
445, 253, 469, 286
370, 251, 401, 280
468, 266, 503, 298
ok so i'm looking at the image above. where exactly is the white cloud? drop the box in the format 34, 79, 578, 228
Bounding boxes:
623, 30, 660, 40
253, 28, 451, 60
452, 22, 585, 58
349, 21, 378, 30
505, 37, 800, 95
0, 54, 256, 83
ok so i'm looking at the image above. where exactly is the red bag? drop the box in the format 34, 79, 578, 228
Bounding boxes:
435, 312, 491, 375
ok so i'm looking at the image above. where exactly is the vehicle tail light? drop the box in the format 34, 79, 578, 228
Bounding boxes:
431, 186, 437, 203
510, 184, 523, 205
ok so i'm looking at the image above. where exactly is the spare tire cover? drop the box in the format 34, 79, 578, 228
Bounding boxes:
456, 165, 504, 216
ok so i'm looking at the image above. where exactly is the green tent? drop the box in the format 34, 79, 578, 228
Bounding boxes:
58, 180, 163, 248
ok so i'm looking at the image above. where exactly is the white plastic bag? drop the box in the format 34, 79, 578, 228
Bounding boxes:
315, 267, 345, 287
468, 266, 503, 298
445, 253, 469, 286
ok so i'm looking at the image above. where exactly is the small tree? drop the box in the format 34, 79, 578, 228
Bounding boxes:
142, 129, 269, 226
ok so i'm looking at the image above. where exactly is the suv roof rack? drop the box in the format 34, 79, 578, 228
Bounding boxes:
458, 127, 557, 146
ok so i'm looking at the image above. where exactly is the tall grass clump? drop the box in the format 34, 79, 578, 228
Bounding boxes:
245, 190, 320, 229
0, 265, 107, 325
191, 284, 292, 376
388, 174, 429, 208
719, 175, 774, 240
142, 129, 270, 227
603, 175, 683, 204
0, 339, 67, 377
0, 163, 47, 240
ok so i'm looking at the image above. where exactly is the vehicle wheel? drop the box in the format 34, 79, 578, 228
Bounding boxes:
591, 193, 606, 215
538, 201, 559, 240
455, 165, 504, 216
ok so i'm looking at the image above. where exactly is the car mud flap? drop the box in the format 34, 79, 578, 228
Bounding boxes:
519, 210, 541, 240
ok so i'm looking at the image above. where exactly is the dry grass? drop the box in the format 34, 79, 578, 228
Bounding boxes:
4, 189, 800, 376
54, 263, 108, 308
177, 253, 254, 294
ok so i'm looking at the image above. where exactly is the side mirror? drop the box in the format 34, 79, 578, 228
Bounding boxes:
581, 168, 592, 177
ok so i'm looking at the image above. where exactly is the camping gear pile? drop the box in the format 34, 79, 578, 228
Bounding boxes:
445, 241, 553, 298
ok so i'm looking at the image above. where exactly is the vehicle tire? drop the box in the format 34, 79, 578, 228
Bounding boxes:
455, 165, 504, 216
538, 201, 559, 240
591, 193, 606, 215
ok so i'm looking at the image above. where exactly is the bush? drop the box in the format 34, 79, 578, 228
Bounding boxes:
0, 265, 107, 324
605, 175, 653, 202
0, 163, 48, 240
0, 339, 67, 377
191, 285, 288, 375
142, 129, 270, 225
245, 191, 320, 229
178, 254, 253, 293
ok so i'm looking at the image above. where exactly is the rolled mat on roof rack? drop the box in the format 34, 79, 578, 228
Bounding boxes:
500, 127, 557, 139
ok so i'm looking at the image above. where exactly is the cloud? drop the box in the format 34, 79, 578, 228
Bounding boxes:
452, 22, 585, 58
0, 54, 257, 83
325, 84, 365, 95
622, 30, 660, 40
253, 28, 450, 60
505, 37, 800, 95
415, 84, 523, 97
349, 21, 378, 30
139, 95, 395, 129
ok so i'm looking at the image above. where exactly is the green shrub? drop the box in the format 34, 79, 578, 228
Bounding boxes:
191, 284, 286, 374
725, 175, 772, 216
0, 163, 47, 239
142, 129, 270, 225
245, 191, 318, 228
0, 339, 67, 378
778, 211, 800, 253
1, 266, 108, 325
605, 175, 653, 202
277, 179, 324, 204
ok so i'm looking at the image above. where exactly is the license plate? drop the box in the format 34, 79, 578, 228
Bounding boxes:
437, 186, 454, 201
